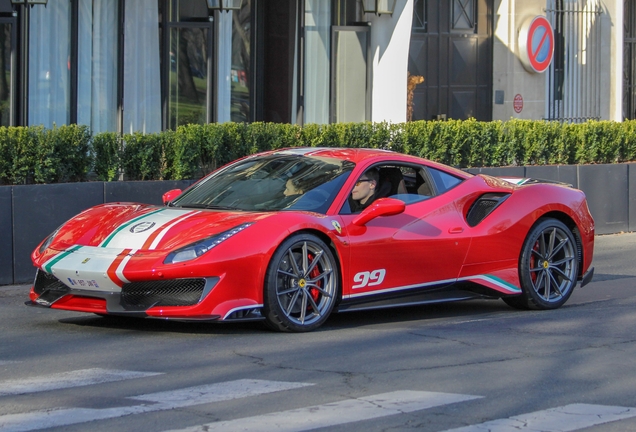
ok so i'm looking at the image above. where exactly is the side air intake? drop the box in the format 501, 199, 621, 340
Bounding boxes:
466, 193, 509, 227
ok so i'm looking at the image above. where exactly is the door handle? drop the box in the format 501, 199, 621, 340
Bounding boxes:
449, 227, 464, 234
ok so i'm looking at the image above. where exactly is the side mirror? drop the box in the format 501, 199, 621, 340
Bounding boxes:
352, 198, 405, 226
162, 189, 182, 205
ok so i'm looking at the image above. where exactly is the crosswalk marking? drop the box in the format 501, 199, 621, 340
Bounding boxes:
163, 390, 482, 432
0, 368, 161, 396
0, 379, 312, 432
2, 368, 636, 432
130, 379, 312, 408
441, 403, 636, 432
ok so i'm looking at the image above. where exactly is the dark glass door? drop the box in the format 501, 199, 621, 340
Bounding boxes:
408, 0, 493, 121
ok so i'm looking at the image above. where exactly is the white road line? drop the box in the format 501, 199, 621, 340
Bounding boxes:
0, 379, 312, 432
164, 390, 482, 432
129, 379, 311, 408
441, 403, 636, 432
0, 368, 162, 396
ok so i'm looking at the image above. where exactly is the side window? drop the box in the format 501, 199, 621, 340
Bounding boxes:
341, 164, 431, 214
427, 167, 463, 193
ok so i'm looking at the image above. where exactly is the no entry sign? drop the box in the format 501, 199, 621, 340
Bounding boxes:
518, 16, 554, 73
513, 94, 523, 113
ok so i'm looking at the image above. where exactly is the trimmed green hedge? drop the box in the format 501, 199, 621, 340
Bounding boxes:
2, 119, 636, 185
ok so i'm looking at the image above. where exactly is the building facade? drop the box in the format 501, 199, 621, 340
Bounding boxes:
0, 0, 631, 133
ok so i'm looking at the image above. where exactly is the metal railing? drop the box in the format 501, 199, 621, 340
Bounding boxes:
544, 0, 603, 123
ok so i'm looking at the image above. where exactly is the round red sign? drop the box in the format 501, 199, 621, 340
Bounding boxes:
513, 94, 523, 113
519, 16, 554, 73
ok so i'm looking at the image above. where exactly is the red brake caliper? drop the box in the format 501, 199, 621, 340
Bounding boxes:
308, 254, 321, 304
530, 241, 539, 283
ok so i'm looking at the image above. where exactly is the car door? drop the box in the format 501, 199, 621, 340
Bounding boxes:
338, 164, 472, 300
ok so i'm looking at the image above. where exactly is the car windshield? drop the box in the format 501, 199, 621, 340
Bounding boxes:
171, 154, 355, 213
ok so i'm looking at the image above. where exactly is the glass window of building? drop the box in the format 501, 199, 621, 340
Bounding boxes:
124, 0, 162, 133
28, 2, 71, 127
304, 0, 331, 124
0, 22, 12, 126
78, 0, 119, 134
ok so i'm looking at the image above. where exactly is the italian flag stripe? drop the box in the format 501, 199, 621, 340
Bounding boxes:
100, 208, 165, 248
142, 210, 200, 250
106, 249, 133, 287
43, 245, 83, 274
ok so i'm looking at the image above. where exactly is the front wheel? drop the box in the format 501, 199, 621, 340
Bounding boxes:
263, 234, 339, 332
505, 218, 579, 310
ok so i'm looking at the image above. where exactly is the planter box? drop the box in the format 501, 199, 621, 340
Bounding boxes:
2, 180, 193, 285
1, 164, 632, 285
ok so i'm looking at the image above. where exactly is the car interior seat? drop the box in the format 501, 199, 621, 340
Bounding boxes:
379, 167, 406, 196
415, 172, 433, 196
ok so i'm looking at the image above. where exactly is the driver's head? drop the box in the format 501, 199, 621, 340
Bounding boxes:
351, 168, 379, 204
284, 179, 303, 196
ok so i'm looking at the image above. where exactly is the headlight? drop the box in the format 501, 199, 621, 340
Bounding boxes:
38, 226, 62, 254
164, 223, 254, 264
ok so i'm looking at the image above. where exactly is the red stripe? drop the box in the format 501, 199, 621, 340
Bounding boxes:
141, 211, 195, 250
106, 249, 132, 287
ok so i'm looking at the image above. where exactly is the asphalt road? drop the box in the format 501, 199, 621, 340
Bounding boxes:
1, 233, 636, 432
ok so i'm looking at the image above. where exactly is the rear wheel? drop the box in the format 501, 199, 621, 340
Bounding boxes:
263, 234, 339, 332
504, 218, 578, 310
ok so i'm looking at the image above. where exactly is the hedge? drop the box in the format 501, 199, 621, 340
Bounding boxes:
2, 119, 636, 185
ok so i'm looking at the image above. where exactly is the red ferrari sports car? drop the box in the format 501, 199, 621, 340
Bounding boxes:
28, 147, 594, 332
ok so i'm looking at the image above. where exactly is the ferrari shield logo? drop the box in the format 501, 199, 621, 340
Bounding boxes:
130, 221, 156, 233
331, 220, 342, 234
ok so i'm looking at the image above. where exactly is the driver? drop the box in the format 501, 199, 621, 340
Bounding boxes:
349, 168, 380, 213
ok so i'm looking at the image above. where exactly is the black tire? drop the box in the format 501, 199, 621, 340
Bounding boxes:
504, 218, 579, 310
263, 234, 339, 332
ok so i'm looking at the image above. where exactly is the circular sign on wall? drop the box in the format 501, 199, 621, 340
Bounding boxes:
518, 16, 554, 73
513, 94, 523, 113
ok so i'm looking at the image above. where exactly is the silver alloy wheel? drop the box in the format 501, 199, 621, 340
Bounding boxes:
274, 239, 336, 326
527, 224, 577, 304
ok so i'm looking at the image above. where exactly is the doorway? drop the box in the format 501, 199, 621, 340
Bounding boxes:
408, 0, 493, 121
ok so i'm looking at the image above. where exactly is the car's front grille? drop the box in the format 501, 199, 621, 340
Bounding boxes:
33, 270, 67, 295
120, 279, 206, 310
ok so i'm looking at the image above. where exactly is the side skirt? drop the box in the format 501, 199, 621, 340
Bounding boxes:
335, 283, 498, 313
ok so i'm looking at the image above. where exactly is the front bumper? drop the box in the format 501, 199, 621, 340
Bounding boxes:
27, 269, 225, 320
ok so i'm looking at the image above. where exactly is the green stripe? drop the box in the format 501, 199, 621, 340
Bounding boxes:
484, 274, 521, 292
100, 208, 165, 247
43, 245, 83, 274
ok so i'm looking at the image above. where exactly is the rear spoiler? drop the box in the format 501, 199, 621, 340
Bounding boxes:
498, 177, 573, 188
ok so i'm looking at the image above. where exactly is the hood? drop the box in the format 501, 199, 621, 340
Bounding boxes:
50, 203, 267, 252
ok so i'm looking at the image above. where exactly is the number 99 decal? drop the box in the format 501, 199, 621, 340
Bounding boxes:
352, 269, 387, 289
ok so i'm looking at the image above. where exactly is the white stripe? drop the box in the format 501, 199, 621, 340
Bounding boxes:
47, 247, 127, 292
0, 368, 161, 396
456, 275, 521, 293
441, 403, 636, 432
0, 379, 312, 432
164, 390, 481, 432
100, 209, 193, 249
149, 211, 201, 250
129, 379, 311, 407
346, 278, 457, 299
222, 304, 264, 320
115, 248, 137, 284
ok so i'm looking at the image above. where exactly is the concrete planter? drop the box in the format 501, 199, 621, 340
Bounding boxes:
468, 163, 635, 235
1, 163, 632, 285
1, 180, 193, 285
